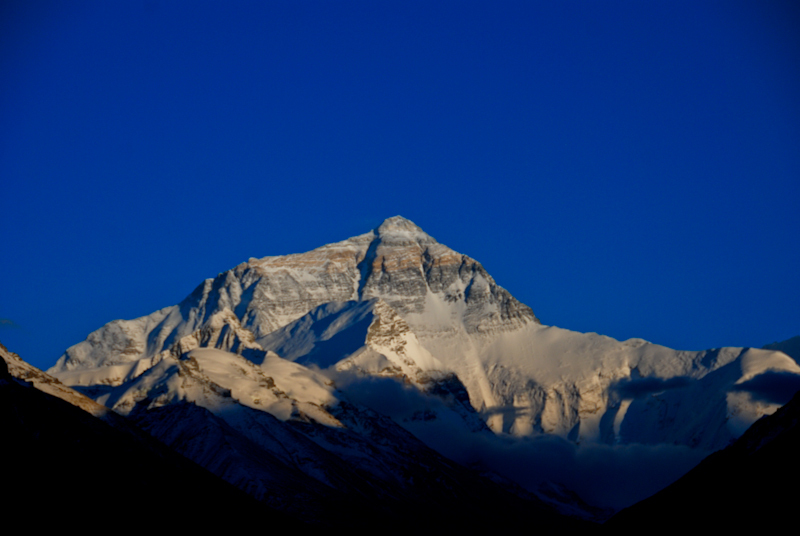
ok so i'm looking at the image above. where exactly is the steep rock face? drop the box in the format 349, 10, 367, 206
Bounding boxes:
52, 216, 534, 374
49, 216, 800, 451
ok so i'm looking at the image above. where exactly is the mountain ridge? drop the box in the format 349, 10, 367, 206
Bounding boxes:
47, 216, 800, 511
0, 341, 297, 529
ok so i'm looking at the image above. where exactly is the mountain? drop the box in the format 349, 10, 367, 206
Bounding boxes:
47, 216, 800, 512
51, 216, 799, 445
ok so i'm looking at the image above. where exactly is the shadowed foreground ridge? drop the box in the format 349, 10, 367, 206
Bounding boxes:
0, 342, 294, 529
607, 388, 800, 530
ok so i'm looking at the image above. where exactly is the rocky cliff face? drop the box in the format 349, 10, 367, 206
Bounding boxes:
53, 217, 535, 370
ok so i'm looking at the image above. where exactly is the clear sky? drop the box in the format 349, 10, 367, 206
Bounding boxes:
2, 1, 799, 370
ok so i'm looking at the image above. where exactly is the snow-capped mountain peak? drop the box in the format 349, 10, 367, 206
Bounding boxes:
374, 215, 438, 245
49, 217, 800, 453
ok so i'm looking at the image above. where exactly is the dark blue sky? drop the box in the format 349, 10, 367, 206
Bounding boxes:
2, 1, 799, 370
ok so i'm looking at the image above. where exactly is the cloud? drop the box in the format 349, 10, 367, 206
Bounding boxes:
611, 376, 693, 399
330, 371, 449, 418
340, 375, 434, 415
0, 318, 20, 329
731, 371, 800, 405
